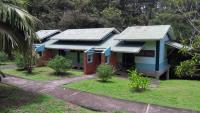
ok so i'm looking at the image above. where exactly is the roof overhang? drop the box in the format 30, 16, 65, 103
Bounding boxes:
36, 30, 61, 40
45, 44, 91, 51
111, 46, 143, 53
166, 41, 191, 50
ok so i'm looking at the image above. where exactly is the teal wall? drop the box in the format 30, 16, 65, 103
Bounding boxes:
135, 41, 156, 72
159, 36, 168, 72
135, 36, 169, 72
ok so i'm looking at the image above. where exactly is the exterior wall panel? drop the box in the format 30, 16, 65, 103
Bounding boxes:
135, 41, 156, 72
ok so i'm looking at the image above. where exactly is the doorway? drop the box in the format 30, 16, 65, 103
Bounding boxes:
122, 53, 135, 69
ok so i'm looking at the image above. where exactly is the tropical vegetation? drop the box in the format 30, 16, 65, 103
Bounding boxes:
0, 0, 38, 73
0, 51, 8, 63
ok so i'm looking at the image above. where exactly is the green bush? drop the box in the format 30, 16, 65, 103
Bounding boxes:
48, 55, 72, 74
0, 52, 8, 63
15, 55, 26, 69
176, 60, 196, 77
96, 64, 114, 82
128, 69, 150, 92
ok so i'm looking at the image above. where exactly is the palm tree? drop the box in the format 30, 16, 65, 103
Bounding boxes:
0, 0, 38, 74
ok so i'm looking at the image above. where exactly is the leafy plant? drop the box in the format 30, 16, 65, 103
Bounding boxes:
176, 59, 196, 77
96, 64, 114, 82
0, 51, 8, 63
48, 55, 72, 75
15, 55, 26, 69
128, 69, 150, 92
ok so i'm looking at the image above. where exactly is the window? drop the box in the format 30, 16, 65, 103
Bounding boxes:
105, 56, 110, 64
87, 54, 93, 64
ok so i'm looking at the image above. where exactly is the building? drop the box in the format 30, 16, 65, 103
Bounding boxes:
39, 25, 184, 79
34, 30, 61, 53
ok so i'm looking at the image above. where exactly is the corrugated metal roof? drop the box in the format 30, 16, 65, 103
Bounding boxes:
36, 30, 61, 40
51, 28, 119, 41
45, 35, 143, 53
45, 35, 119, 51
115, 25, 174, 41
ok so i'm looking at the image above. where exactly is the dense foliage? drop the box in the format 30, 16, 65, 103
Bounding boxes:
0, 51, 8, 63
48, 55, 72, 74
96, 64, 114, 82
176, 37, 200, 77
26, 0, 200, 39
15, 55, 26, 69
0, 0, 38, 73
128, 69, 150, 92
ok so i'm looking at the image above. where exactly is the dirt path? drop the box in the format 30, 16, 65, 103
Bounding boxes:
2, 75, 199, 113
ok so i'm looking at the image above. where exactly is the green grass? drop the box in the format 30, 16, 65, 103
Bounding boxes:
2, 67, 84, 81
0, 61, 15, 65
0, 83, 100, 113
65, 77, 200, 111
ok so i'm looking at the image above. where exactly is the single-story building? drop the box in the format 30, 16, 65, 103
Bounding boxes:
34, 30, 61, 53
38, 25, 183, 79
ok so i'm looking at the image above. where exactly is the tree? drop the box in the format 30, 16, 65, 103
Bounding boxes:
0, 0, 37, 75
173, 0, 200, 77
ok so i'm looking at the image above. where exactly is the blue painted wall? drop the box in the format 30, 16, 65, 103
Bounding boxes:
135, 36, 169, 72
135, 41, 156, 72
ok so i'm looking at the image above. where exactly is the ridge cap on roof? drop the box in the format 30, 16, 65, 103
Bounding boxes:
127, 25, 171, 28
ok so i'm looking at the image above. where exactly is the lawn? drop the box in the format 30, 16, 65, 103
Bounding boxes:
65, 77, 200, 111
0, 83, 100, 113
0, 61, 15, 65
2, 67, 84, 81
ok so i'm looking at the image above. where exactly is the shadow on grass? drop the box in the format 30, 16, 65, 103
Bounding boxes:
50, 72, 73, 77
96, 79, 115, 84
0, 83, 45, 113
49, 72, 79, 78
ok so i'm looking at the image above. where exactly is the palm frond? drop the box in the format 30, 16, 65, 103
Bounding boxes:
0, 1, 38, 73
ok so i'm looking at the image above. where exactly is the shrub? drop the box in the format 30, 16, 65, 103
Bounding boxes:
96, 64, 114, 82
176, 60, 196, 77
48, 55, 72, 74
0, 52, 8, 63
15, 55, 26, 69
128, 69, 150, 92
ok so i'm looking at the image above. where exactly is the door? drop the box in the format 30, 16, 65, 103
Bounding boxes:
122, 53, 135, 69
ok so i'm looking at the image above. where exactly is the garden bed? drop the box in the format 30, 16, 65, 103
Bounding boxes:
65, 77, 200, 111
2, 67, 84, 81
